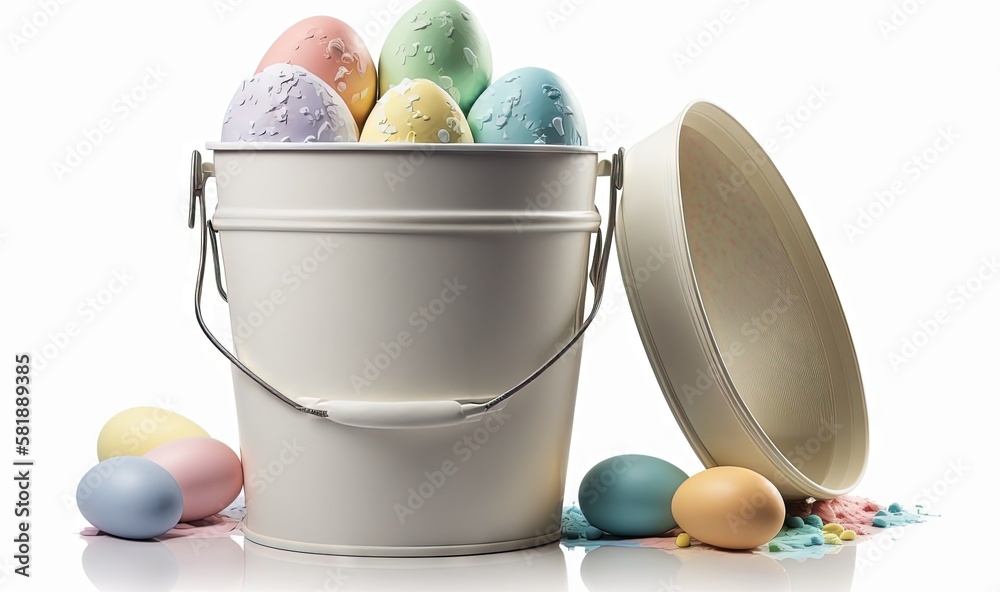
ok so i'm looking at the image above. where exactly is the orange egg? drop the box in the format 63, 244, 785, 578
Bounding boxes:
257, 16, 377, 130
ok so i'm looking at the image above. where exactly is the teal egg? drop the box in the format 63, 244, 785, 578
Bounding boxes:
468, 67, 587, 145
578, 455, 689, 538
378, 0, 492, 114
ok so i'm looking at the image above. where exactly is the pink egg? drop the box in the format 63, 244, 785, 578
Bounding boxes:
144, 438, 243, 523
256, 16, 377, 131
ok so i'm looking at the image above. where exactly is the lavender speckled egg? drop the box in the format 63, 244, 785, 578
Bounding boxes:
221, 64, 358, 143
468, 67, 587, 146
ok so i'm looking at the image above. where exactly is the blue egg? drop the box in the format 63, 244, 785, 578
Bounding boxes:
77, 457, 184, 540
578, 455, 689, 538
468, 67, 587, 145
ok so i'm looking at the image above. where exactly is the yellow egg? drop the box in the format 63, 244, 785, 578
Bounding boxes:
670, 466, 784, 550
360, 78, 472, 144
97, 407, 209, 461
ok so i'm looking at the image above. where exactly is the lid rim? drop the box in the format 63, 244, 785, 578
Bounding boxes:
616, 100, 868, 499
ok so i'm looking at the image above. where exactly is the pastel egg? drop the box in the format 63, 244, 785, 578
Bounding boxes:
360, 78, 472, 143
578, 455, 689, 538
671, 466, 784, 550
97, 407, 209, 462
257, 16, 377, 129
144, 438, 243, 523
222, 64, 358, 143
379, 0, 492, 114
77, 457, 184, 540
469, 67, 587, 145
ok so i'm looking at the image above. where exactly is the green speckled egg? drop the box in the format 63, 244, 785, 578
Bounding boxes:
579, 455, 689, 538
379, 0, 492, 114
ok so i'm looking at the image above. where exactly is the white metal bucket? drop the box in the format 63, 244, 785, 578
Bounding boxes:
188, 143, 618, 557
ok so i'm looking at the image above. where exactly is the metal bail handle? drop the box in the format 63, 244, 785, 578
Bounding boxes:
188, 148, 624, 429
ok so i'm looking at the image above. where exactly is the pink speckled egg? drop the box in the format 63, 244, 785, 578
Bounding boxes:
144, 438, 243, 523
257, 16, 377, 130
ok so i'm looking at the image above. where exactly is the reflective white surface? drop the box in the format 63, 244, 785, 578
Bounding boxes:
77, 534, 872, 592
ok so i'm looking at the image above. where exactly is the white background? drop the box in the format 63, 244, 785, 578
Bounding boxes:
1, 0, 998, 590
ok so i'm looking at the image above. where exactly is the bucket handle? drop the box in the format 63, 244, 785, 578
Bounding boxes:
188, 148, 623, 429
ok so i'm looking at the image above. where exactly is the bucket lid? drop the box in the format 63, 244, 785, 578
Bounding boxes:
614, 101, 868, 500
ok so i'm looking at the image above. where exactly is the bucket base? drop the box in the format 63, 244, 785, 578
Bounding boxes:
244, 526, 562, 558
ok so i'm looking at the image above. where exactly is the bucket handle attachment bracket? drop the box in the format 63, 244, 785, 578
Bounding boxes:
188, 148, 623, 429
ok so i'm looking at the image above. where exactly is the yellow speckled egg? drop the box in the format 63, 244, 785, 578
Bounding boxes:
97, 407, 209, 461
671, 466, 784, 550
360, 78, 472, 143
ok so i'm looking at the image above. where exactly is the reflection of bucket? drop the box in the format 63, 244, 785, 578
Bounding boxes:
189, 144, 613, 556
243, 540, 568, 592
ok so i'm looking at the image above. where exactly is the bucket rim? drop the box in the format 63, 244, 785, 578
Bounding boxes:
205, 142, 602, 154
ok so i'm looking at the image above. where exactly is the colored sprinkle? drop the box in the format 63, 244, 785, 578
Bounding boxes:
804, 514, 824, 528
785, 516, 805, 529
676, 533, 691, 548
822, 523, 845, 536
840, 530, 857, 541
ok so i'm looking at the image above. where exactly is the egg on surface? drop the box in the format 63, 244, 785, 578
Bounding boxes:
578, 455, 689, 538
671, 466, 784, 550
144, 437, 243, 523
360, 78, 472, 143
257, 16, 377, 129
97, 407, 209, 461
222, 64, 358, 143
469, 67, 587, 145
379, 0, 492, 114
76, 457, 184, 540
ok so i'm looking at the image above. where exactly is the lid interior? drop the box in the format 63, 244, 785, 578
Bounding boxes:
675, 104, 866, 493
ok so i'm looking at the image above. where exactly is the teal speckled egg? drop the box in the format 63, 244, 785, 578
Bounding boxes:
468, 67, 587, 145
379, 0, 492, 114
578, 455, 689, 538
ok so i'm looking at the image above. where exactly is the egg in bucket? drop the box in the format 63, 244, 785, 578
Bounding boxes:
187, 101, 867, 556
